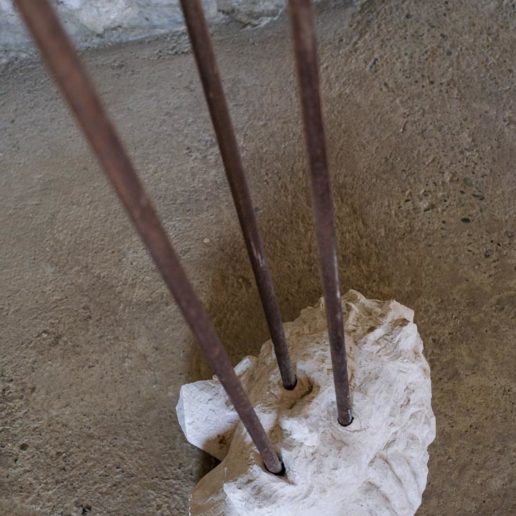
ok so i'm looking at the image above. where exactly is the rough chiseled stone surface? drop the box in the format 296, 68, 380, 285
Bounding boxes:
177, 290, 436, 515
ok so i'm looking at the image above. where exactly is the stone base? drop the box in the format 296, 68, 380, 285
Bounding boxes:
176, 290, 436, 515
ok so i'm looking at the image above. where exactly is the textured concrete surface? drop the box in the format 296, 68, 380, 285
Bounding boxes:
0, 0, 515, 514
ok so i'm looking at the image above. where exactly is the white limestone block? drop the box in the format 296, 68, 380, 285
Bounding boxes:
176, 290, 436, 515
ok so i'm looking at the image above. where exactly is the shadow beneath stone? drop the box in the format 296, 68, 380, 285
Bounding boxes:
195, 452, 220, 483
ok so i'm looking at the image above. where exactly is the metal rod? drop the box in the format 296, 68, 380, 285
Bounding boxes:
179, 0, 297, 390
14, 0, 284, 474
288, 0, 353, 426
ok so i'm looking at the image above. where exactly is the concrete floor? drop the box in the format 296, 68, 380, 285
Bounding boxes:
1, 0, 515, 514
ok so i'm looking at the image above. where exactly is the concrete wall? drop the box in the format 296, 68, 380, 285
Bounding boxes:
0, 0, 286, 63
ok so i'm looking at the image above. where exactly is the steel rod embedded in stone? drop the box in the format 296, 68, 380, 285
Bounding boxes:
14, 0, 284, 475
288, 0, 353, 425
179, 0, 297, 391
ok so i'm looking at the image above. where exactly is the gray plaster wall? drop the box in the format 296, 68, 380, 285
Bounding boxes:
0, 0, 287, 63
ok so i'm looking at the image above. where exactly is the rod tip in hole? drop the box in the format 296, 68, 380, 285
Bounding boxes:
265, 458, 286, 476
283, 375, 298, 391
338, 410, 354, 427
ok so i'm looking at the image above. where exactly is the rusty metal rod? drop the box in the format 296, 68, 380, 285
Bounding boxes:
14, 0, 284, 474
288, 0, 353, 426
179, 0, 297, 390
